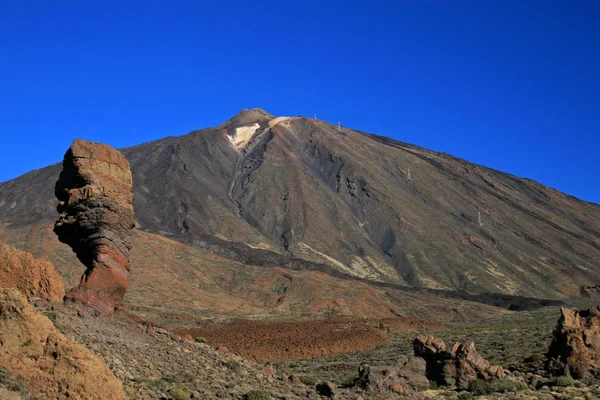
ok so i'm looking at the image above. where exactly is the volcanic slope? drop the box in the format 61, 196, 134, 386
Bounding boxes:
0, 108, 599, 299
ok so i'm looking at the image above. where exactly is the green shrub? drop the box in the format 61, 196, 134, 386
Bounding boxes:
169, 388, 190, 400
223, 359, 242, 373
0, 367, 26, 394
42, 311, 57, 322
245, 389, 271, 400
458, 392, 474, 400
554, 376, 575, 387
523, 354, 544, 363
132, 377, 165, 388
468, 379, 492, 395
298, 375, 318, 386
340, 376, 357, 388
468, 378, 527, 394
428, 380, 438, 390
493, 379, 527, 393
0, 367, 11, 386
195, 336, 207, 344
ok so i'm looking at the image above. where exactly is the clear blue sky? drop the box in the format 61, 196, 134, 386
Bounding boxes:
1, 1, 599, 203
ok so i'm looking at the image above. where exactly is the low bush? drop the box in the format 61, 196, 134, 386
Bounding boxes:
298, 375, 318, 386
0, 367, 26, 394
41, 311, 57, 322
469, 378, 527, 395
458, 392, 474, 400
132, 377, 165, 388
223, 359, 242, 373
169, 388, 190, 400
468, 379, 492, 395
245, 389, 271, 400
493, 378, 527, 393
553, 376, 576, 387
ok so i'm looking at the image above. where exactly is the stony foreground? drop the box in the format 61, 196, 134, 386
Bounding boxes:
2, 293, 599, 399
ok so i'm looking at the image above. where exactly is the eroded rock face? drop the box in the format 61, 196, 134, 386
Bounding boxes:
413, 335, 505, 389
0, 289, 126, 399
356, 356, 429, 398
54, 139, 135, 315
0, 243, 64, 302
546, 307, 600, 379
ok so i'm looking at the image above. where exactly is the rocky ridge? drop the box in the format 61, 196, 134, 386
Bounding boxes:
0, 242, 64, 302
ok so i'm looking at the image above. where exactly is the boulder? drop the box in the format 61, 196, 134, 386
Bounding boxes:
356, 356, 428, 398
54, 139, 135, 315
315, 381, 336, 397
546, 306, 600, 379
580, 285, 600, 300
413, 335, 505, 389
0, 289, 126, 399
0, 243, 64, 302
412, 335, 454, 385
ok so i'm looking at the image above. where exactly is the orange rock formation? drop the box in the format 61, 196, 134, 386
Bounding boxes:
0, 243, 64, 302
0, 289, 126, 399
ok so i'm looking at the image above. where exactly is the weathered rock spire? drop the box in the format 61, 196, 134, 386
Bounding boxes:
54, 139, 135, 315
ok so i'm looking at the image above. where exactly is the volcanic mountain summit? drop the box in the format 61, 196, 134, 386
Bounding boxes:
1, 108, 599, 300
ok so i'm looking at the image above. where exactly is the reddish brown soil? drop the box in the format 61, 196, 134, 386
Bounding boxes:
172, 317, 442, 362
379, 317, 444, 332
174, 318, 386, 362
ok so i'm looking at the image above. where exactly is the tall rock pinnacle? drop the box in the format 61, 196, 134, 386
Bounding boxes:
54, 139, 135, 315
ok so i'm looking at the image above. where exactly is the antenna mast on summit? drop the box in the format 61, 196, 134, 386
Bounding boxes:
314, 114, 317, 120
338, 122, 341, 133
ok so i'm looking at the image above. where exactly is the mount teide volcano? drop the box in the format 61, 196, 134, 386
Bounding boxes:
1, 108, 599, 300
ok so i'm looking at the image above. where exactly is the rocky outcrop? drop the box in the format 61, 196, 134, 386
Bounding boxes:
546, 307, 600, 379
580, 285, 600, 299
413, 335, 506, 389
54, 139, 135, 315
355, 356, 429, 398
0, 289, 126, 399
0, 243, 64, 302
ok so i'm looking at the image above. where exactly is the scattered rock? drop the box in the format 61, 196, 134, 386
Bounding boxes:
261, 362, 275, 376
54, 139, 135, 316
546, 306, 600, 379
413, 335, 505, 389
0, 243, 64, 302
580, 285, 600, 299
216, 345, 230, 353
288, 373, 302, 385
170, 333, 182, 342
356, 356, 428, 397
